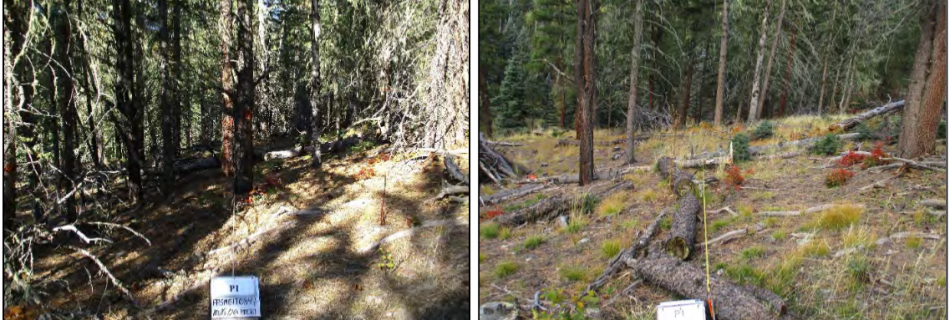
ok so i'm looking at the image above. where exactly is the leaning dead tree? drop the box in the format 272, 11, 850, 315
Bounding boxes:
587, 157, 788, 320
828, 100, 905, 132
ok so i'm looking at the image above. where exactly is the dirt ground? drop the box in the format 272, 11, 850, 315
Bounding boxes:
22, 143, 470, 319
478, 116, 947, 319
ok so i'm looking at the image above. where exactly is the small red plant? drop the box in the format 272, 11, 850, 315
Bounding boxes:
356, 166, 375, 180
825, 168, 855, 187
862, 141, 888, 168
723, 165, 746, 190
838, 150, 866, 167
484, 209, 504, 219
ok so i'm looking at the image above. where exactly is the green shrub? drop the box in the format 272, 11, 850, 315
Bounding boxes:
580, 194, 600, 215
855, 122, 875, 141
939, 121, 947, 139
811, 134, 841, 156
559, 265, 589, 282
731, 134, 751, 162
741, 246, 766, 260
750, 121, 775, 140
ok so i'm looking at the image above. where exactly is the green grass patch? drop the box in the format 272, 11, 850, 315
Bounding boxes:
725, 264, 765, 286
499, 227, 512, 240
559, 265, 590, 282
811, 204, 863, 231
597, 193, 627, 217
710, 218, 733, 233
480, 223, 500, 239
524, 235, 546, 250
771, 230, 787, 241
566, 220, 586, 234
601, 240, 622, 259
741, 246, 766, 260
503, 193, 547, 212
659, 216, 672, 230
495, 261, 519, 278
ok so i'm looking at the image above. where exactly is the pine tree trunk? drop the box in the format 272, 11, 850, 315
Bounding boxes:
3, 25, 17, 228
747, 0, 772, 123
625, 0, 643, 165
817, 55, 828, 115
900, 0, 946, 158
160, 0, 175, 194
694, 39, 711, 123
575, 0, 585, 140
713, 0, 728, 126
757, 0, 786, 119
309, 0, 322, 169
55, 0, 80, 221
113, 0, 142, 203
220, 0, 235, 177
233, 0, 255, 195
577, 0, 595, 185
675, 52, 694, 129
779, 18, 796, 117
173, 0, 183, 157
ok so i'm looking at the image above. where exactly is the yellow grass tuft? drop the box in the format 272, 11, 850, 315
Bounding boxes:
812, 204, 863, 231
597, 193, 627, 217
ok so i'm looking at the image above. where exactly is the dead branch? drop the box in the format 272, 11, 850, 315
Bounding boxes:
359, 218, 468, 254
828, 100, 904, 132
491, 180, 633, 226
75, 248, 138, 306
443, 153, 469, 184
480, 184, 546, 205
586, 209, 668, 293
881, 157, 947, 172
918, 199, 947, 209
437, 185, 469, 199
699, 228, 748, 247
53, 225, 113, 244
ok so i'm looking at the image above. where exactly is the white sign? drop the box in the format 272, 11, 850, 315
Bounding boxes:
656, 299, 706, 320
210, 276, 261, 318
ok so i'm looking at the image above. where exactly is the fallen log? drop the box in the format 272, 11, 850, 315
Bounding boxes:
555, 135, 649, 147
630, 257, 786, 319
262, 135, 363, 160
437, 185, 469, 199
480, 184, 546, 205
359, 218, 468, 253
759, 204, 847, 217
919, 199, 947, 209
699, 228, 747, 247
876, 231, 942, 246
491, 180, 633, 226
828, 100, 905, 132
513, 165, 652, 185
444, 153, 469, 184
881, 157, 947, 172
665, 193, 701, 259
586, 209, 668, 293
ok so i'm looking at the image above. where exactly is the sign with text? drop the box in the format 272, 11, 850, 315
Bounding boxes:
210, 276, 261, 318
656, 299, 706, 320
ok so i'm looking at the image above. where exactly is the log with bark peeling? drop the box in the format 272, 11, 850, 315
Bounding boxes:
630, 257, 786, 319
490, 180, 633, 226
586, 209, 667, 293
444, 153, 469, 184
828, 100, 904, 132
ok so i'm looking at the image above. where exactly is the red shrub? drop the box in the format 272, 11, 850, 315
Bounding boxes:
825, 168, 855, 187
484, 208, 504, 220
838, 150, 866, 167
724, 165, 745, 190
862, 142, 888, 168
356, 166, 375, 180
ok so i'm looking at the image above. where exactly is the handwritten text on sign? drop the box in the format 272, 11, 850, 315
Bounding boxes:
210, 276, 261, 318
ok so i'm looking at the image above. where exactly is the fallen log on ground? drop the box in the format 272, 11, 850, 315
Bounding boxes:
630, 257, 786, 319
919, 199, 947, 209
881, 157, 947, 172
359, 217, 468, 253
699, 228, 747, 247
262, 135, 363, 160
490, 180, 633, 226
665, 193, 701, 259
828, 100, 905, 132
480, 184, 546, 205
555, 135, 649, 147
437, 185, 469, 199
759, 204, 851, 217
444, 153, 469, 184
656, 157, 697, 198
586, 209, 668, 293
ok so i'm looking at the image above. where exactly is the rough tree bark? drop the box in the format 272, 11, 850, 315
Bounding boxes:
713, 0, 728, 126
624, 0, 644, 165
900, 0, 946, 158
577, 0, 596, 186
747, 0, 772, 123
233, 0, 255, 195
757, 0, 787, 119
219, 0, 235, 177
675, 51, 694, 129
160, 0, 175, 194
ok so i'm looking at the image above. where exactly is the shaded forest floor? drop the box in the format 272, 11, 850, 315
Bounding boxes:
478, 115, 946, 319
15, 140, 470, 319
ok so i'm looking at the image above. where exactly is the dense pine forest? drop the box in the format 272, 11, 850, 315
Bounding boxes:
3, 0, 470, 318
478, 0, 946, 319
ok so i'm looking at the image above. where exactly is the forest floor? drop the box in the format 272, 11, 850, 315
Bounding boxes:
478, 115, 947, 319
17, 139, 470, 319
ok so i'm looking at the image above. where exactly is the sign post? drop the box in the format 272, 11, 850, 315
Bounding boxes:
210, 276, 261, 319
656, 299, 707, 320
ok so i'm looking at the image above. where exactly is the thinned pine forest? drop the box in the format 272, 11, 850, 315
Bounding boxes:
478, 0, 947, 319
3, 0, 470, 318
